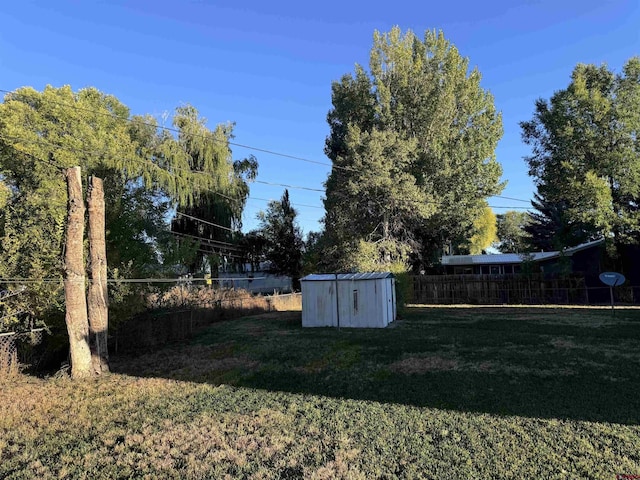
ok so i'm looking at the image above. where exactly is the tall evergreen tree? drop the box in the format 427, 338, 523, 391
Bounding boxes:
524, 192, 594, 251
324, 27, 504, 270
257, 190, 303, 286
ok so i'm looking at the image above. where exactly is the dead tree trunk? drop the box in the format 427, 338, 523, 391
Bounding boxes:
87, 176, 109, 374
63, 166, 92, 379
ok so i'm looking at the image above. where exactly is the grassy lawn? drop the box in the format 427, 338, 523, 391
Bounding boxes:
2, 306, 640, 479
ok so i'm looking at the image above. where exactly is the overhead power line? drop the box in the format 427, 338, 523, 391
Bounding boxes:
0, 132, 328, 223
174, 211, 239, 232
1, 126, 326, 206
170, 231, 245, 251
0, 87, 355, 172
0, 87, 536, 205
254, 180, 324, 192
249, 197, 323, 209
1, 117, 532, 214
492, 195, 531, 203
0, 134, 531, 213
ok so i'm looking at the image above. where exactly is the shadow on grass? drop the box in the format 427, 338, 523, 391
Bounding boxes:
111, 306, 640, 425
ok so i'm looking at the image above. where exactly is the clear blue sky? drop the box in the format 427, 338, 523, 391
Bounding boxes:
1, 0, 638, 235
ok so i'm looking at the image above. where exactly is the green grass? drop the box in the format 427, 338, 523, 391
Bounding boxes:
2, 306, 640, 479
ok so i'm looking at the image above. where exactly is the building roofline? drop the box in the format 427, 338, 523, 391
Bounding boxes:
441, 238, 604, 266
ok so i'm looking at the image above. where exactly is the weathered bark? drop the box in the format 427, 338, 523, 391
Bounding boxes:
87, 176, 109, 374
63, 166, 92, 379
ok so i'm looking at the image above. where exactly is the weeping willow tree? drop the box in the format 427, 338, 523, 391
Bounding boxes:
0, 85, 252, 376
169, 106, 258, 273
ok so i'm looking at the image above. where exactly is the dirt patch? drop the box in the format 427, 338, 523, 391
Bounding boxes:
550, 338, 577, 349
112, 343, 260, 378
295, 358, 329, 374
206, 356, 259, 371
463, 360, 576, 377
389, 355, 460, 374
246, 324, 266, 337
388, 355, 577, 377
210, 342, 237, 358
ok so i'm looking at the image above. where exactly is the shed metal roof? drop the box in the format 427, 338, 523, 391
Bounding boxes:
301, 272, 393, 281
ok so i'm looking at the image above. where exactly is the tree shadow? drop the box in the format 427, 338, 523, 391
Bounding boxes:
111, 306, 640, 425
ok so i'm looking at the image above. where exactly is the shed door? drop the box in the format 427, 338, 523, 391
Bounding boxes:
307, 281, 336, 327
385, 279, 392, 325
391, 278, 396, 322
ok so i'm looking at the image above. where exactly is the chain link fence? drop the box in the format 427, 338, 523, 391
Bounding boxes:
1, 278, 302, 372
110, 282, 302, 353
0, 328, 48, 377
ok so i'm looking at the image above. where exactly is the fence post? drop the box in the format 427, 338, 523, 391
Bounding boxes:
585, 284, 589, 305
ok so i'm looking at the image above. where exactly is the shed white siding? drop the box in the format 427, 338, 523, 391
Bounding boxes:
301, 279, 337, 327
301, 273, 396, 328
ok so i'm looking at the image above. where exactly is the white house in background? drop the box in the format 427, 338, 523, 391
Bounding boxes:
301, 272, 396, 328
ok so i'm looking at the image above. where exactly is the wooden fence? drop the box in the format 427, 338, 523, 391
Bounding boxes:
409, 274, 639, 305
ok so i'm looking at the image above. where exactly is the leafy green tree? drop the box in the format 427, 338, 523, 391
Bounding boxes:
496, 210, 530, 253
301, 231, 326, 275
0, 86, 241, 339
521, 58, 640, 248
0, 87, 233, 286
464, 205, 498, 255
239, 230, 268, 273
170, 107, 258, 272
324, 27, 504, 270
324, 128, 433, 270
257, 190, 303, 286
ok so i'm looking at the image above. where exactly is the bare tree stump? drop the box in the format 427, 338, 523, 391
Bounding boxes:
63, 167, 92, 379
88, 176, 109, 374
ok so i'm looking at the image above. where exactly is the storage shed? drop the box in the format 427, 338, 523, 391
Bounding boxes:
300, 273, 396, 328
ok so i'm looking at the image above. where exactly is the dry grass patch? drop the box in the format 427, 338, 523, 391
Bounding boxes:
111, 343, 260, 379
142, 288, 300, 326
4, 308, 640, 478
295, 358, 329, 374
389, 355, 460, 374
550, 338, 577, 349
309, 448, 365, 480
124, 409, 297, 478
269, 293, 302, 312
389, 356, 577, 377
